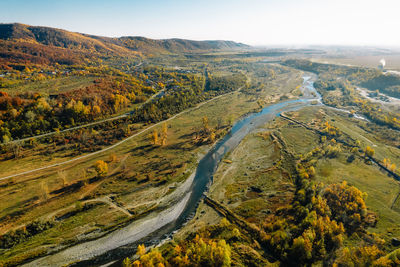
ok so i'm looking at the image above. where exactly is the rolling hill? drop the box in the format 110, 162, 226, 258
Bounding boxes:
0, 23, 250, 66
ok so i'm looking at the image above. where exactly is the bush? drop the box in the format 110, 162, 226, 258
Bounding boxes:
0, 220, 54, 249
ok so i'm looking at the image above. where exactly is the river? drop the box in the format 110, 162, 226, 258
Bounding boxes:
24, 73, 322, 267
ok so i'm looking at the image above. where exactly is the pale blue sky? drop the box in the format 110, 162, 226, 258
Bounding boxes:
2, 0, 400, 46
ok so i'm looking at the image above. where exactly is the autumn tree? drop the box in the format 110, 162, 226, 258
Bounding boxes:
308, 166, 316, 178
334, 245, 385, 266
130, 236, 231, 267
137, 244, 146, 256
150, 130, 158, 146
160, 123, 168, 146
322, 121, 341, 136
383, 158, 390, 168
122, 257, 131, 267
210, 131, 216, 143
148, 124, 169, 147
288, 213, 344, 263
2, 134, 10, 143
373, 248, 400, 266
133, 245, 166, 267
364, 146, 375, 157
94, 160, 108, 176
323, 181, 369, 232
390, 163, 397, 172
262, 179, 374, 265
113, 94, 129, 112
92, 105, 101, 116
197, 116, 217, 144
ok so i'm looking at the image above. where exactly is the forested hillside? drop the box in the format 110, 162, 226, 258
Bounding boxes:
0, 23, 249, 67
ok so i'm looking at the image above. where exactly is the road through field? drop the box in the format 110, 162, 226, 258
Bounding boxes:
0, 88, 237, 181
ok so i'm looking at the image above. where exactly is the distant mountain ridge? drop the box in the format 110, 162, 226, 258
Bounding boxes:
0, 23, 250, 66
117, 36, 249, 53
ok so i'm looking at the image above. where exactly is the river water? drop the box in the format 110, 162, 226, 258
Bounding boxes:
25, 74, 321, 267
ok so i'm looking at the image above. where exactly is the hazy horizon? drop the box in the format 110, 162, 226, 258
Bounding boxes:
3, 0, 400, 47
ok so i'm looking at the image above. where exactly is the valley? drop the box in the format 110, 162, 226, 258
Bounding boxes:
1, 23, 400, 267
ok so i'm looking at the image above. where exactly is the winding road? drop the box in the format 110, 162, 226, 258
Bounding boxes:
0, 88, 236, 181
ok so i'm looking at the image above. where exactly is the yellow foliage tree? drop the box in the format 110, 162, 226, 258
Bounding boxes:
323, 181, 368, 232
364, 146, 375, 157
92, 105, 101, 115
160, 123, 168, 146
94, 160, 108, 176
122, 257, 131, 267
390, 163, 396, 172
132, 236, 231, 267
137, 244, 146, 256
150, 130, 158, 145
210, 131, 216, 143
